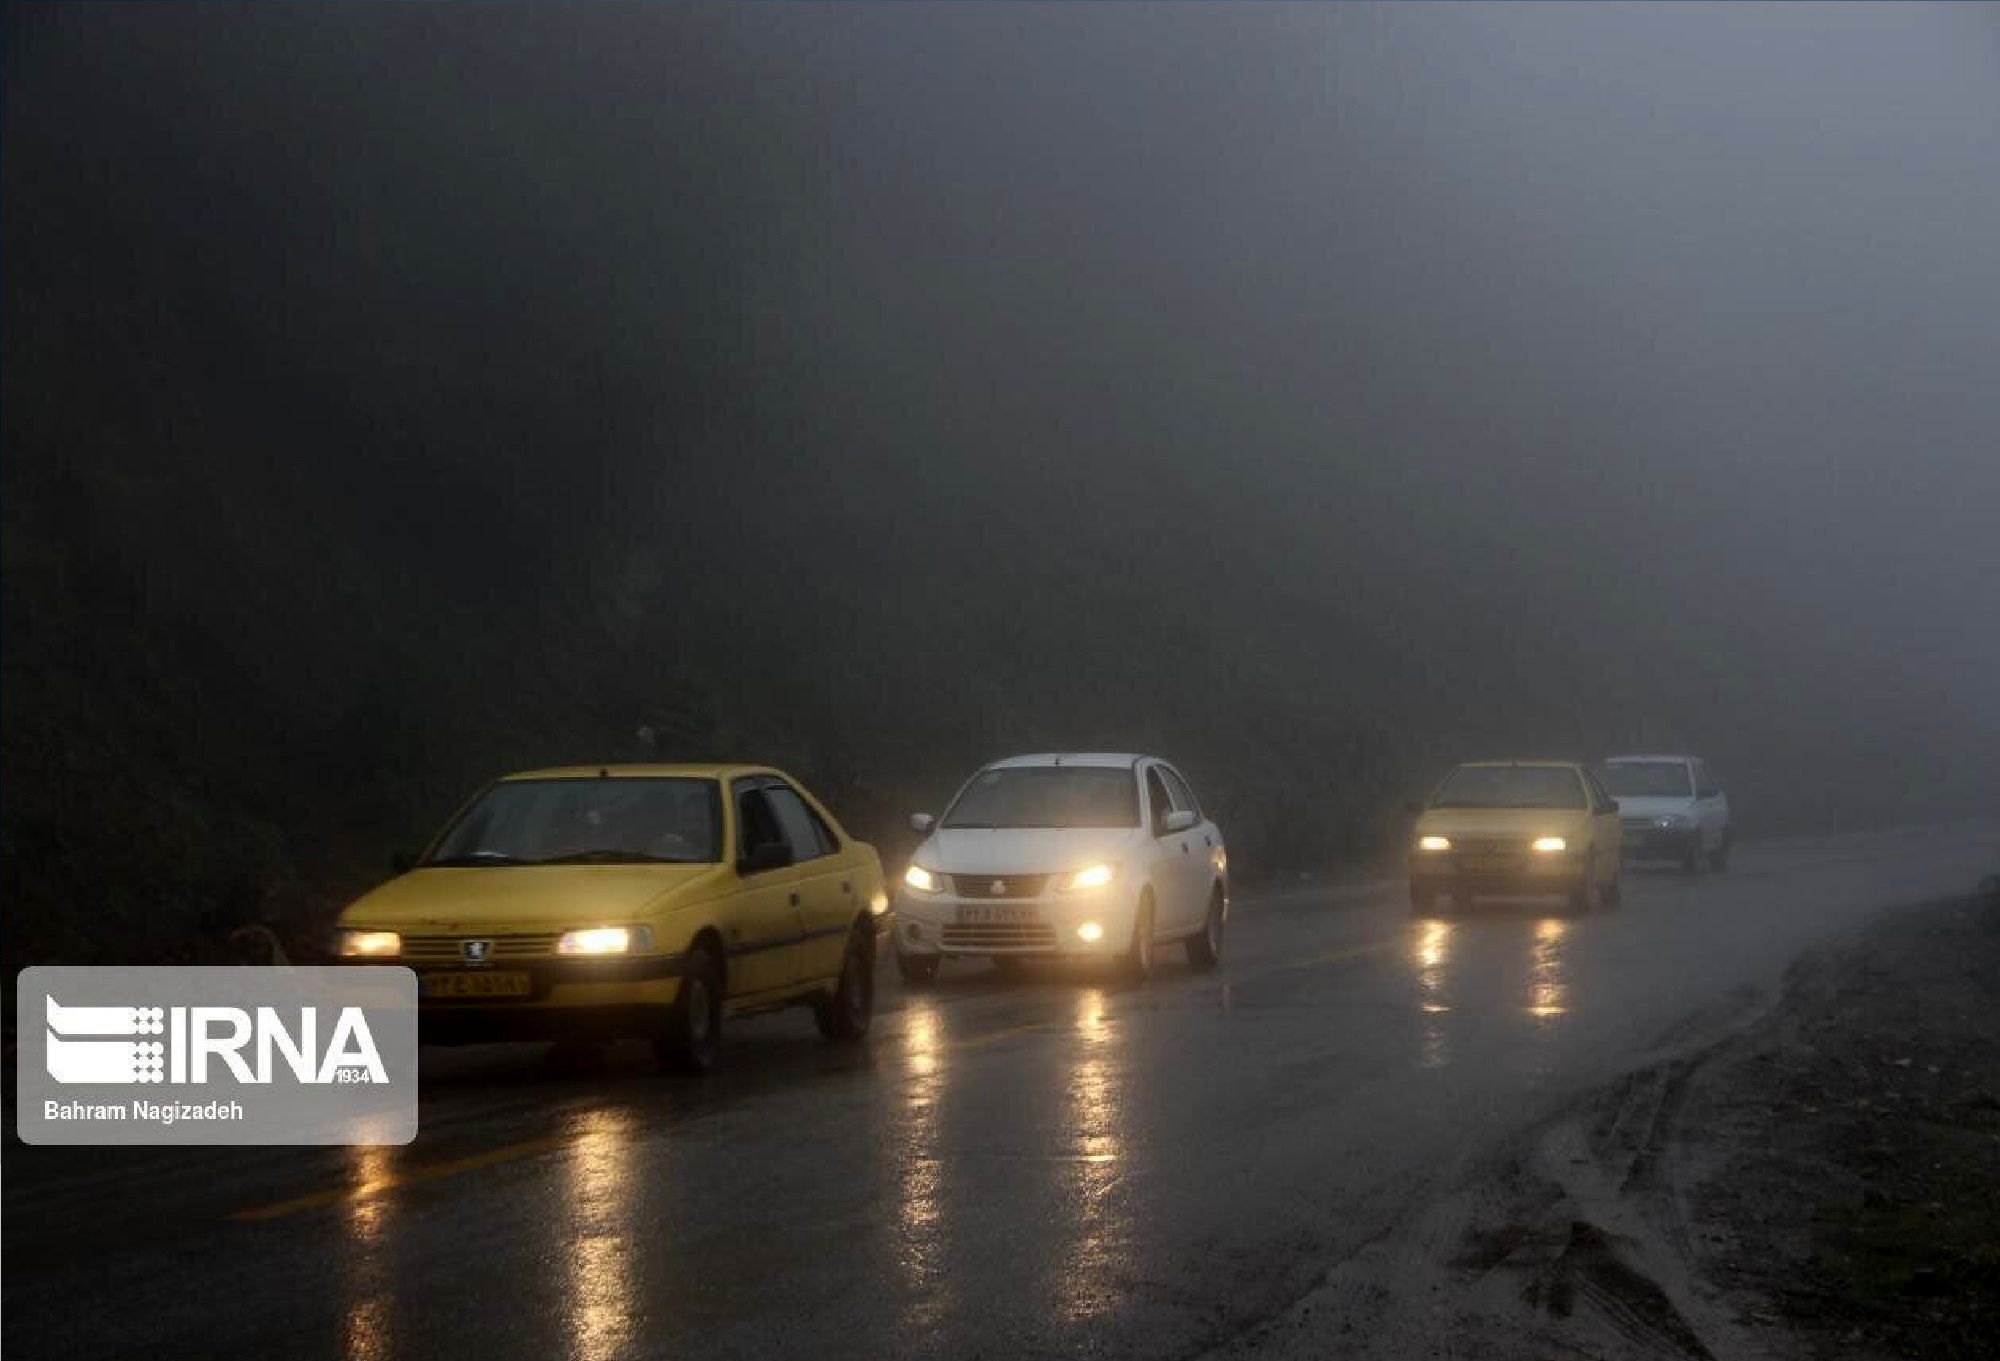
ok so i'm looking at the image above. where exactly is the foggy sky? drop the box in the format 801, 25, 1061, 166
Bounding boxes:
8, 2, 1999, 833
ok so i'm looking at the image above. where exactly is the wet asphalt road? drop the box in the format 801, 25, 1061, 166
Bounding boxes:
5, 821, 1996, 1361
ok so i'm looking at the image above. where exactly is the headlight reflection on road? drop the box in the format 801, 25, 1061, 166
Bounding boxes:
1528, 917, 1570, 1020
1058, 988, 1127, 1323
1410, 919, 1454, 1069
896, 999, 950, 1327
563, 1108, 638, 1361
340, 1144, 397, 1361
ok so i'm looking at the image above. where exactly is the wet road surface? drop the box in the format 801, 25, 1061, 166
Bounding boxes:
6, 821, 1996, 1361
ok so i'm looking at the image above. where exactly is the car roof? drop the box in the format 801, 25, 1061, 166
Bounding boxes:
985, 752, 1149, 769
500, 763, 776, 781
1601, 754, 1697, 764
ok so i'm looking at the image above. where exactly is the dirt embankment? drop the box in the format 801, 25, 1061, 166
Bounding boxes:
1683, 890, 2000, 1360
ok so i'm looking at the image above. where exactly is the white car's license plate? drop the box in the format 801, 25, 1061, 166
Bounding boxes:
956, 905, 1039, 925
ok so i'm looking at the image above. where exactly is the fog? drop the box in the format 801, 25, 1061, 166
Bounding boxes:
5, 3, 1997, 963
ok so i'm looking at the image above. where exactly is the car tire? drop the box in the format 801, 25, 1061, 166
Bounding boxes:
815, 927, 874, 1042
656, 944, 722, 1075
895, 950, 939, 987
1569, 854, 1601, 915
1709, 831, 1733, 872
1185, 890, 1225, 970
1123, 897, 1156, 982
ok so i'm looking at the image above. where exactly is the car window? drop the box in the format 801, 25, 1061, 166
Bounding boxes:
1430, 765, 1587, 810
942, 766, 1140, 829
1599, 761, 1695, 798
1144, 767, 1176, 833
734, 783, 785, 857
426, 777, 722, 865
1694, 762, 1721, 799
765, 783, 838, 861
1160, 766, 1201, 818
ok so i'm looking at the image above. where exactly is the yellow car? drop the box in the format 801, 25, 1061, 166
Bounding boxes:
1407, 760, 1623, 913
334, 764, 888, 1072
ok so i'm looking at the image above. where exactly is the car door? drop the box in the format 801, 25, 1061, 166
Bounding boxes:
1159, 763, 1216, 931
762, 778, 855, 985
1581, 769, 1623, 881
725, 779, 809, 997
1142, 764, 1198, 934
1692, 761, 1727, 850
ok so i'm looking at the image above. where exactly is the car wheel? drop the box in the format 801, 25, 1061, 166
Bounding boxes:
1185, 890, 1225, 970
815, 928, 874, 1042
656, 944, 722, 1074
1123, 897, 1156, 982
896, 949, 939, 987
1709, 830, 1733, 872
1569, 854, 1601, 915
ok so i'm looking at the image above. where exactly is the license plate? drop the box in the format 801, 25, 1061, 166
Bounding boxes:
957, 905, 1039, 925
422, 971, 532, 999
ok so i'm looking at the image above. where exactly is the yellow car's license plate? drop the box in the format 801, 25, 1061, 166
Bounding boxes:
422, 972, 532, 999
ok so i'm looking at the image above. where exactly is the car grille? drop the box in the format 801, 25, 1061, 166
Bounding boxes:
949, 873, 1050, 899
941, 924, 1059, 951
399, 933, 563, 961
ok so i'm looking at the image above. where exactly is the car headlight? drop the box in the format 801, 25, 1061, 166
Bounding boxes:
1531, 836, 1567, 854
1057, 863, 1117, 893
338, 930, 402, 958
557, 925, 652, 956
904, 864, 946, 894
1417, 836, 1452, 852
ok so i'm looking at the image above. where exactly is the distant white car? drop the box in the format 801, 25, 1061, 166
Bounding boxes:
893, 753, 1229, 983
1597, 754, 1733, 871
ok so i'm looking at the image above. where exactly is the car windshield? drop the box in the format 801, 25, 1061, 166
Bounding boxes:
1598, 761, 1694, 798
1430, 766, 1585, 810
425, 778, 722, 865
943, 766, 1140, 829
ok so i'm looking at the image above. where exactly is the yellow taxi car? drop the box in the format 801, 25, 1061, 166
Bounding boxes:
1407, 760, 1623, 913
335, 764, 888, 1072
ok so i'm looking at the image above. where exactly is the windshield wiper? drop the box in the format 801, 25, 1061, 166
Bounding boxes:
425, 851, 527, 867
535, 850, 694, 865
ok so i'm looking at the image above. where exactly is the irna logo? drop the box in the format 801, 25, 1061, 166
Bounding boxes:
45, 996, 388, 1086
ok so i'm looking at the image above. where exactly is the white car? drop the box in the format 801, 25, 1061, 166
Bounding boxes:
893, 753, 1229, 983
1597, 754, 1733, 871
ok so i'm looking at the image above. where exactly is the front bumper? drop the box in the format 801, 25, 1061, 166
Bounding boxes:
1410, 852, 1586, 898
893, 886, 1139, 958
346, 956, 683, 1042
1620, 825, 1700, 861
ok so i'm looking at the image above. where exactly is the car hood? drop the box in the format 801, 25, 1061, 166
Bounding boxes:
1610, 796, 1697, 820
1414, 807, 1594, 840
338, 863, 725, 929
918, 827, 1145, 875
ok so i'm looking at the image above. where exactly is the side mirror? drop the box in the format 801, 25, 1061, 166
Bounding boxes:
1161, 809, 1198, 835
738, 840, 793, 876
910, 813, 937, 835
390, 850, 417, 874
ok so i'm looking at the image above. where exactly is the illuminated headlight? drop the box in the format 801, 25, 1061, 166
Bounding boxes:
1417, 836, 1452, 852
558, 925, 652, 956
868, 890, 891, 915
1531, 836, 1567, 854
903, 864, 946, 894
338, 930, 402, 958
1057, 863, 1117, 893
1076, 921, 1104, 942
